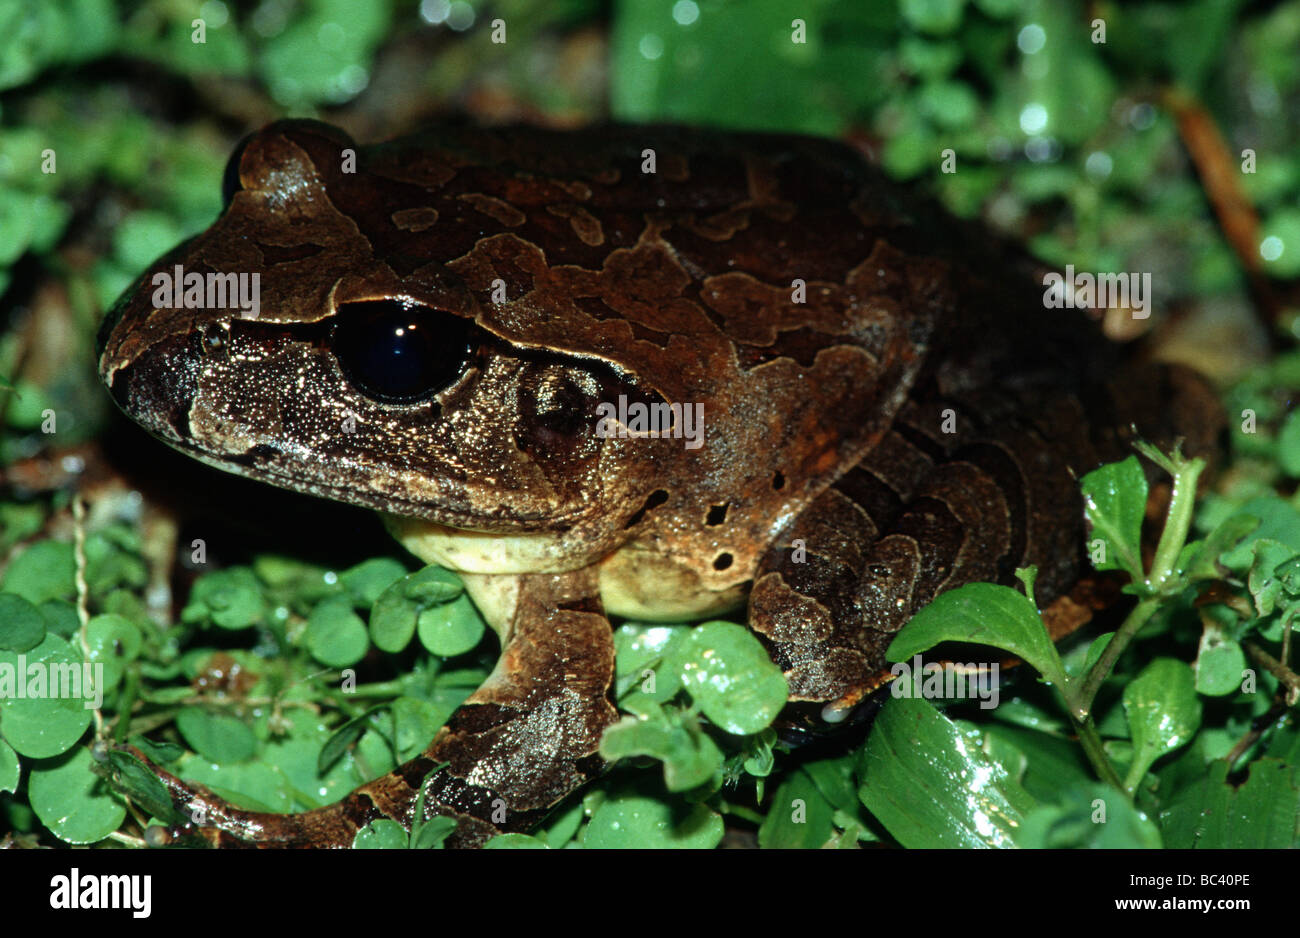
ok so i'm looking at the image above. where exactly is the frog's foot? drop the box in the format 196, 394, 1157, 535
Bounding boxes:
125, 569, 617, 849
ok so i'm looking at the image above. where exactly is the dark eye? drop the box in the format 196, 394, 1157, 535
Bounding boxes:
331, 300, 474, 403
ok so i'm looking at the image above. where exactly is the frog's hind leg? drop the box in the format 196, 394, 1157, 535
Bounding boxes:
126, 568, 617, 848
747, 382, 1146, 718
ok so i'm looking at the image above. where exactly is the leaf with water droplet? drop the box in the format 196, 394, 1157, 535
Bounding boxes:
858, 696, 1037, 848
1123, 658, 1201, 788
1080, 455, 1147, 580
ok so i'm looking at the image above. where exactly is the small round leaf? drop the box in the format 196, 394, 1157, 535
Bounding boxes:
28, 746, 125, 844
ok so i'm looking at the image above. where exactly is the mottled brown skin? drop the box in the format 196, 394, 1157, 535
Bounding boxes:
98, 120, 1222, 847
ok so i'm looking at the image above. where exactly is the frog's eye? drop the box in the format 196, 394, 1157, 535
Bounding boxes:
330, 300, 474, 404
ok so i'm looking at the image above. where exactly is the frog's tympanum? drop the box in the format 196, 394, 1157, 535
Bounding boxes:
98, 120, 1223, 847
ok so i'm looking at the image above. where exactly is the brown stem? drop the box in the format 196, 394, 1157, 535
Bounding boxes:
1243, 639, 1300, 704
1161, 87, 1287, 345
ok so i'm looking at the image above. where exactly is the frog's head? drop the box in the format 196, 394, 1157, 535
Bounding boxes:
98, 120, 674, 565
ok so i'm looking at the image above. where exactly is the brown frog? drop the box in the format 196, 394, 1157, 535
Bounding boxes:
98, 120, 1222, 847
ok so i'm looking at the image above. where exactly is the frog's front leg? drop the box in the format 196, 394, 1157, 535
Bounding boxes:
132, 568, 616, 848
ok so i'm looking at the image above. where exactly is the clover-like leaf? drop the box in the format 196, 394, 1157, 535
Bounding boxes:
305, 595, 370, 668
28, 746, 125, 845
416, 594, 485, 657
583, 789, 723, 849
599, 708, 723, 792
175, 707, 257, 764
0, 593, 46, 652
182, 567, 265, 630
353, 818, 408, 849
0, 633, 93, 758
667, 621, 787, 735
84, 613, 142, 693
370, 565, 464, 653
0, 739, 18, 794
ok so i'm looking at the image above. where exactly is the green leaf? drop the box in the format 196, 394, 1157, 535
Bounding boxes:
599, 710, 723, 792
130, 735, 184, 765
0, 593, 46, 652
1194, 623, 1247, 697
485, 833, 549, 848
1123, 658, 1202, 785
411, 815, 458, 849
1247, 539, 1298, 616
802, 752, 865, 816
1183, 514, 1259, 581
0, 739, 18, 793
1, 540, 75, 603
1080, 455, 1148, 580
183, 567, 265, 630
0, 633, 93, 758
583, 790, 723, 849
37, 599, 80, 639
179, 758, 293, 812
317, 705, 390, 775
1277, 409, 1300, 476
1260, 208, 1300, 278
416, 594, 486, 657
1219, 497, 1300, 570
370, 565, 464, 653
84, 613, 142, 693
1275, 555, 1300, 596
305, 595, 370, 668
175, 707, 257, 764
403, 565, 464, 605
886, 582, 1069, 691
353, 818, 408, 849
339, 557, 408, 607
28, 747, 125, 844
980, 723, 1093, 802
859, 696, 1036, 847
741, 728, 777, 778
391, 696, 446, 762
107, 748, 180, 825
1161, 759, 1300, 847
613, 622, 687, 701
758, 769, 836, 848
1014, 785, 1162, 848
668, 621, 787, 735
543, 798, 585, 848
369, 585, 419, 653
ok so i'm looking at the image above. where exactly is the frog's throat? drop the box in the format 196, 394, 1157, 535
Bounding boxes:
383, 514, 747, 624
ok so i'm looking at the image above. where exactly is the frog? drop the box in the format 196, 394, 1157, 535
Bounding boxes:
97, 119, 1223, 848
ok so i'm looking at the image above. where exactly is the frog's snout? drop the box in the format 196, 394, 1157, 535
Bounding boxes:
102, 331, 202, 445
